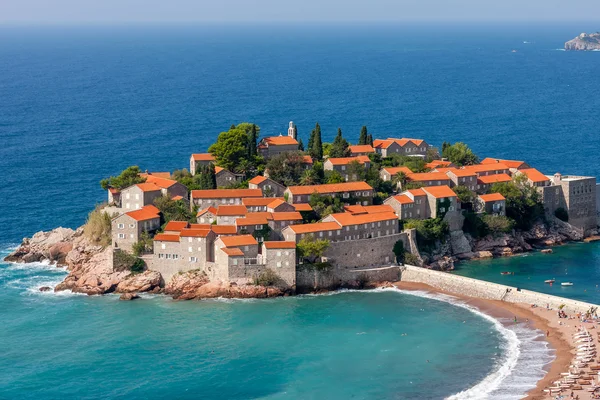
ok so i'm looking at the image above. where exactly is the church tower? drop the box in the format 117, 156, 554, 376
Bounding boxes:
288, 121, 294, 138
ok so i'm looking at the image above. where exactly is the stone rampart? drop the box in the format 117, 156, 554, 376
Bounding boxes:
297, 265, 400, 292
399, 265, 599, 313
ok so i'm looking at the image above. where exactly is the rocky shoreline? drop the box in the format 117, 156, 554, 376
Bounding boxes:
3, 217, 594, 299
565, 32, 600, 51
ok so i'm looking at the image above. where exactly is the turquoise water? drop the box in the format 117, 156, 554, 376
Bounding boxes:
0, 248, 553, 399
455, 242, 600, 304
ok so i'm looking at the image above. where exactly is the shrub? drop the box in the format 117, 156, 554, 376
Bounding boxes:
252, 269, 279, 286
131, 232, 153, 256
404, 218, 449, 250
491, 176, 544, 230
462, 212, 489, 239
404, 252, 420, 266
393, 240, 405, 263
554, 207, 569, 222
481, 214, 514, 234
113, 250, 145, 273
83, 206, 112, 247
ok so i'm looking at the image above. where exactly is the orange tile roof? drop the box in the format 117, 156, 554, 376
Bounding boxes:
262, 136, 299, 146
109, 188, 120, 194
171, 195, 184, 201
264, 241, 296, 249
180, 229, 211, 238
349, 145, 375, 154
144, 175, 178, 189
163, 221, 189, 232
344, 204, 395, 214
236, 215, 269, 226
287, 222, 341, 234
426, 160, 453, 169
373, 139, 395, 149
219, 235, 258, 247
520, 168, 550, 183
407, 172, 451, 182
190, 223, 211, 229
292, 203, 313, 212
153, 233, 180, 242
326, 156, 370, 166
191, 189, 263, 199
191, 153, 215, 161
243, 197, 284, 207
422, 185, 457, 199
270, 212, 303, 221
382, 166, 413, 176
196, 206, 217, 217
215, 205, 248, 216
302, 155, 313, 164
126, 205, 161, 222
446, 168, 477, 178
267, 198, 287, 209
481, 158, 526, 169
135, 182, 162, 192
221, 247, 244, 256
215, 166, 224, 174
464, 163, 510, 173
406, 188, 427, 197
477, 174, 512, 184
479, 193, 506, 202
211, 225, 238, 235
140, 172, 172, 179
328, 211, 398, 227
390, 194, 414, 205
286, 181, 373, 195
248, 175, 268, 185
386, 138, 425, 147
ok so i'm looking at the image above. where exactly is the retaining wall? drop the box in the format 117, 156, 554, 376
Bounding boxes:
399, 265, 599, 313
297, 265, 400, 292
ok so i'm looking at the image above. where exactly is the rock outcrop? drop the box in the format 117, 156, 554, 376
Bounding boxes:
565, 32, 600, 51
4, 227, 78, 265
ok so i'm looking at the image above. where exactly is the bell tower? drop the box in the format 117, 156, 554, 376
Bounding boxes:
288, 121, 294, 137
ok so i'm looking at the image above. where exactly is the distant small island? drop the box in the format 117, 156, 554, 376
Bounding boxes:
565, 32, 600, 51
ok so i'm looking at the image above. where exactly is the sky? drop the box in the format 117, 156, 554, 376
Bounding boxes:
1, 0, 599, 24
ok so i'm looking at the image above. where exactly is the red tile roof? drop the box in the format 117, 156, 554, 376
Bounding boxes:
270, 212, 303, 221
375, 138, 426, 148
390, 194, 414, 205
479, 193, 506, 202
109, 188, 120, 194
153, 233, 180, 242
287, 222, 341, 234
407, 172, 451, 182
135, 183, 162, 192
422, 185, 457, 199
349, 145, 375, 154
302, 155, 313, 164
446, 168, 477, 178
477, 174, 512, 184
180, 229, 211, 238
426, 160, 453, 169
126, 205, 161, 222
221, 247, 244, 256
326, 156, 370, 166
481, 158, 527, 169
264, 241, 296, 249
286, 181, 372, 195
163, 221, 189, 232
382, 166, 413, 176
196, 206, 217, 217
191, 189, 263, 199
219, 235, 258, 247
344, 204, 395, 215
292, 203, 313, 212
464, 163, 510, 173
140, 172, 172, 179
248, 175, 268, 185
243, 197, 284, 207
520, 168, 550, 183
373, 139, 395, 149
262, 136, 299, 146
267, 199, 287, 209
236, 215, 269, 226
406, 188, 427, 197
327, 211, 398, 227
215, 205, 248, 216
144, 175, 178, 188
191, 153, 215, 161
211, 225, 238, 235
171, 195, 184, 201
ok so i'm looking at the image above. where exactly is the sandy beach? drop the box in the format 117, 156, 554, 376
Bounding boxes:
394, 281, 600, 399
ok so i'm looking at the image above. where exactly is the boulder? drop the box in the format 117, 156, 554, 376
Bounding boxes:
39, 286, 51, 292
541, 249, 553, 254
115, 271, 161, 293
120, 293, 140, 301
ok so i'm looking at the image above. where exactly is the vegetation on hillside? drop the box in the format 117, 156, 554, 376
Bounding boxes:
297, 234, 330, 264
83, 206, 112, 247
491, 175, 544, 230
173, 163, 217, 191
404, 218, 449, 250
265, 152, 310, 187
208, 123, 264, 176
154, 196, 194, 225
441, 142, 479, 166
100, 166, 146, 190
329, 128, 351, 158
114, 250, 145, 274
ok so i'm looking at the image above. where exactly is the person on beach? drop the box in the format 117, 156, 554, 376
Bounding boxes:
514, 316, 517, 323
546, 330, 549, 337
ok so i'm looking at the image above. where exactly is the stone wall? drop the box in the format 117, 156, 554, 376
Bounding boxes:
323, 232, 408, 268
296, 265, 400, 292
399, 265, 599, 312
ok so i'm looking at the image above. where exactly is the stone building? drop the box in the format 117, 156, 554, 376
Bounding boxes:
144, 175, 189, 201
112, 205, 161, 253
348, 145, 375, 156
373, 138, 430, 158
422, 186, 458, 219
214, 166, 244, 188
475, 193, 506, 215
445, 169, 478, 191
517, 168, 551, 188
257, 122, 299, 159
243, 197, 286, 212
405, 172, 452, 189
120, 183, 162, 211
384, 188, 428, 220
190, 188, 263, 209
476, 174, 512, 194
196, 206, 217, 224
463, 163, 511, 177
284, 182, 374, 205
323, 156, 371, 181
248, 175, 286, 197
190, 153, 216, 175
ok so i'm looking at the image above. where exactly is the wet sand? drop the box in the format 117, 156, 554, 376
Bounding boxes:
394, 281, 596, 399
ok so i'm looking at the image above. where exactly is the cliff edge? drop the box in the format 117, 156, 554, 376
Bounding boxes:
565, 32, 600, 51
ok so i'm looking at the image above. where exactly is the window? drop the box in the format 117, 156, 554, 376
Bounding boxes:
319, 232, 323, 237
166, 254, 172, 259
449, 206, 454, 211
255, 225, 262, 229
118, 223, 124, 229
129, 224, 134, 228
118, 233, 125, 239
328, 231, 332, 236
126, 193, 130, 199
161, 243, 166, 249
233, 259, 238, 265
173, 254, 179, 260
188, 247, 192, 252
135, 194, 139, 200
277, 261, 282, 268
159, 254, 164, 259
229, 199, 234, 204
190, 257, 197, 262
188, 237, 192, 243
341, 166, 346, 171
440, 207, 446, 213
343, 192, 349, 198
277, 251, 282, 256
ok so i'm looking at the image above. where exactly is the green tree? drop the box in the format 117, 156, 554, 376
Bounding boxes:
453, 185, 475, 205
293, 124, 298, 140
346, 160, 365, 181
404, 218, 449, 250
309, 122, 323, 161
248, 124, 258, 158
393, 240, 405, 264
300, 169, 317, 186
366, 134, 374, 146
132, 231, 153, 256
265, 152, 308, 186
359, 126, 368, 145
491, 177, 544, 230
297, 234, 331, 264
481, 214, 514, 234
325, 170, 345, 184
100, 166, 146, 190
209, 127, 250, 172
312, 161, 325, 184
392, 171, 409, 189
441, 142, 479, 166
330, 128, 351, 158
154, 196, 193, 224
309, 192, 346, 218
298, 138, 305, 151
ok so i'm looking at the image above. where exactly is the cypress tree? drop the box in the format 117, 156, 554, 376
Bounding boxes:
330, 128, 350, 158
298, 138, 304, 151
249, 124, 258, 158
312, 123, 323, 161
366, 134, 374, 147
208, 163, 217, 189
359, 126, 368, 145
307, 127, 315, 154
293, 124, 298, 140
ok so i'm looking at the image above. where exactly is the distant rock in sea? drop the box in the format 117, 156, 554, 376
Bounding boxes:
565, 32, 600, 51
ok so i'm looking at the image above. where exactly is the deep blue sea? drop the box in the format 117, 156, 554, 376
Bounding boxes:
1, 23, 599, 398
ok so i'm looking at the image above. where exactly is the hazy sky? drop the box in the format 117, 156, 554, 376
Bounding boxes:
1, 0, 599, 23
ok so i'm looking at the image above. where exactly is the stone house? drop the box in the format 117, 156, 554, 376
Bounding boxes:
261, 241, 297, 287
405, 172, 452, 189
422, 186, 458, 219
108, 188, 121, 206
112, 205, 161, 253
190, 153, 216, 175
235, 214, 270, 237
243, 197, 285, 212
348, 145, 375, 156
248, 175, 286, 197
144, 175, 189, 200
445, 169, 478, 191
284, 182, 374, 205
196, 206, 217, 224
268, 212, 303, 239
426, 160, 454, 169
475, 193, 506, 215
373, 138, 430, 158
384, 188, 428, 220
216, 235, 260, 260
518, 168, 551, 188
380, 166, 413, 185
480, 158, 530, 173
120, 183, 163, 211
463, 163, 511, 177
476, 174, 512, 194
191, 188, 263, 209
372, 139, 403, 157
215, 205, 247, 225
257, 128, 299, 159
266, 198, 296, 213
215, 166, 244, 188
323, 156, 371, 181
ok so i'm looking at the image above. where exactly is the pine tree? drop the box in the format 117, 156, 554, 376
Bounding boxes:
298, 138, 304, 151
359, 126, 368, 145
293, 124, 298, 140
311, 123, 323, 161
330, 128, 350, 158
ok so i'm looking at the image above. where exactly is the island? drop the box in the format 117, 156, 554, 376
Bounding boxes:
4, 121, 599, 301
565, 32, 600, 51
